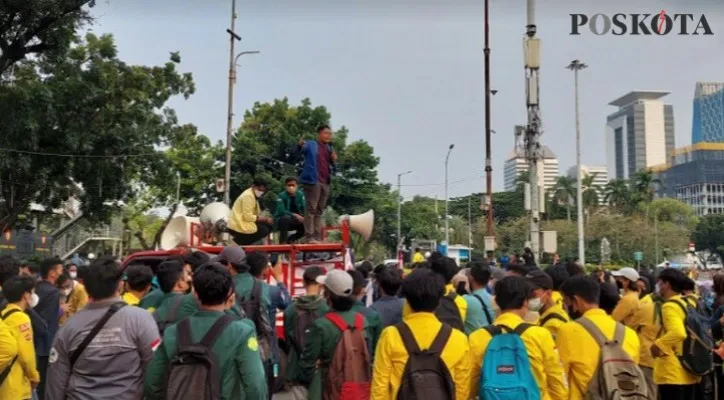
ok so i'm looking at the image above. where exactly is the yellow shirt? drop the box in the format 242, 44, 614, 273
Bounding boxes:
412, 252, 425, 263
551, 290, 563, 307
538, 303, 570, 340
557, 308, 640, 400
611, 290, 640, 328
60, 281, 89, 325
652, 295, 701, 385
228, 187, 261, 234
631, 296, 658, 368
0, 304, 40, 400
122, 291, 142, 306
0, 319, 18, 372
469, 312, 568, 400
371, 312, 471, 400
402, 284, 467, 323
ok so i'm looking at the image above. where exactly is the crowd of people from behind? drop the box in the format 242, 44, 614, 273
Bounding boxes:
0, 247, 722, 400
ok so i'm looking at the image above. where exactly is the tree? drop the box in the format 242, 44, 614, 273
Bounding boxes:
0, 33, 195, 231
631, 169, 663, 204
692, 214, 724, 262
648, 198, 698, 230
603, 179, 632, 212
552, 176, 576, 221
0, 0, 97, 76
581, 172, 600, 214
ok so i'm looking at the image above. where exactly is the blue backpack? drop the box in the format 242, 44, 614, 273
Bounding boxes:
479, 323, 541, 400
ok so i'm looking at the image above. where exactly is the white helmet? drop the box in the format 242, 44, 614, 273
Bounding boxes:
424, 252, 431, 259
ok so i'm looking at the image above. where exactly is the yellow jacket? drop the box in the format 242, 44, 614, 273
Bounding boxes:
631, 296, 658, 368
122, 291, 142, 306
538, 303, 570, 340
557, 308, 640, 400
0, 304, 40, 400
611, 290, 640, 328
652, 295, 701, 385
0, 319, 17, 372
551, 290, 563, 307
412, 252, 425, 263
228, 188, 261, 234
469, 312, 568, 400
402, 284, 467, 322
60, 281, 89, 325
370, 312, 471, 400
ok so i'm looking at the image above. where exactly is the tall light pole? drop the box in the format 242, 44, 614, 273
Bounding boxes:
483, 0, 495, 242
444, 144, 455, 248
524, 0, 542, 262
396, 170, 412, 251
567, 59, 587, 265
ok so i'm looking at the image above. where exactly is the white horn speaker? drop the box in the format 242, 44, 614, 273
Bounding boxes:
340, 209, 374, 241
160, 216, 200, 250
200, 202, 230, 234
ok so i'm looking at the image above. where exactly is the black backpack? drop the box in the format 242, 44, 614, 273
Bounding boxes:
166, 315, 235, 400
434, 292, 464, 332
665, 298, 714, 376
395, 322, 455, 400
292, 304, 321, 354
238, 280, 272, 360
0, 308, 21, 385
153, 295, 184, 336
472, 294, 493, 325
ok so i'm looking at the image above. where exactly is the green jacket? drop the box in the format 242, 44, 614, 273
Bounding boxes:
283, 295, 329, 383
138, 288, 166, 311
351, 301, 381, 359
157, 293, 244, 324
233, 273, 272, 312
144, 310, 268, 400
273, 190, 306, 226
298, 309, 372, 400
150, 292, 185, 322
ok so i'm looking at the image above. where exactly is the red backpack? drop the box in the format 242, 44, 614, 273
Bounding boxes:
324, 313, 371, 400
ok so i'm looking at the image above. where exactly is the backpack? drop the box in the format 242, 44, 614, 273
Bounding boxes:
472, 294, 493, 325
539, 313, 567, 326
479, 324, 541, 400
576, 317, 651, 400
395, 322, 455, 400
0, 308, 21, 386
238, 280, 273, 361
324, 313, 371, 400
153, 295, 184, 336
665, 298, 714, 376
292, 304, 321, 354
166, 315, 235, 400
434, 292, 464, 332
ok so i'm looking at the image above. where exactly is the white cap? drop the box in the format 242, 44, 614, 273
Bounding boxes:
611, 267, 640, 282
316, 269, 354, 297
424, 252, 431, 258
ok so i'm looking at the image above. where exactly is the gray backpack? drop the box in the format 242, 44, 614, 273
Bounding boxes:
576, 317, 652, 400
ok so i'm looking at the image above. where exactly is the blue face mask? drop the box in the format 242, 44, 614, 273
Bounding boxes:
705, 294, 715, 310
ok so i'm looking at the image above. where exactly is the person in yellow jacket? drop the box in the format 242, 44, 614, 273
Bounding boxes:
0, 276, 41, 400
371, 268, 471, 400
557, 276, 640, 400
0, 319, 18, 373
228, 179, 274, 245
610, 267, 641, 327
401, 256, 466, 326
412, 248, 425, 263
526, 270, 569, 339
651, 268, 701, 399
631, 287, 660, 398
469, 276, 568, 400
58, 273, 89, 325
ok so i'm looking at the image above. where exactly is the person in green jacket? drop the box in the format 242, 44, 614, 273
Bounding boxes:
274, 177, 306, 244
298, 269, 372, 400
348, 269, 382, 358
144, 262, 268, 399
149, 259, 192, 324
283, 266, 329, 398
138, 252, 205, 312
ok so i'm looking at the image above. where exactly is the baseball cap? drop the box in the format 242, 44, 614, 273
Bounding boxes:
316, 269, 354, 297
185, 251, 211, 269
213, 245, 246, 266
611, 267, 640, 282
303, 266, 325, 283
526, 270, 553, 290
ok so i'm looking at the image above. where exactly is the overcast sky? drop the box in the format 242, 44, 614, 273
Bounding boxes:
90, 0, 723, 198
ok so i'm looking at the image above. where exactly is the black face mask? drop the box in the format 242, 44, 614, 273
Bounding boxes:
568, 309, 583, 320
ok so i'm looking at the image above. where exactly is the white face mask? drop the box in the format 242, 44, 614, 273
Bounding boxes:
528, 297, 543, 312
253, 189, 264, 198
69, 271, 77, 279
29, 293, 39, 308
63, 288, 72, 297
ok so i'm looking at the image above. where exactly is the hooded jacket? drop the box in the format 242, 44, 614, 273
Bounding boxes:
283, 295, 328, 383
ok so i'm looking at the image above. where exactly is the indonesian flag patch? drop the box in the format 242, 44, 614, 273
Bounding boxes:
150, 338, 162, 352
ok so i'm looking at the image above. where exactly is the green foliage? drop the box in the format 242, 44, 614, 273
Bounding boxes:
692, 214, 724, 261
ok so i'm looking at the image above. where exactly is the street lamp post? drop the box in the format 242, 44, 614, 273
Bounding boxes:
396, 170, 412, 252
567, 59, 587, 265
444, 144, 455, 249
484, 0, 495, 242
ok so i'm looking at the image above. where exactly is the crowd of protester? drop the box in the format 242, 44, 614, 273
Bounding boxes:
0, 248, 721, 400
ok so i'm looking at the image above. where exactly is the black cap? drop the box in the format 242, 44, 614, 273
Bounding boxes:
526, 270, 553, 290
185, 251, 211, 270
302, 266, 325, 283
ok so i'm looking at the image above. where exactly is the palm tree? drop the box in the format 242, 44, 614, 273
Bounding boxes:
603, 179, 632, 212
632, 169, 663, 204
582, 172, 600, 210
552, 176, 576, 221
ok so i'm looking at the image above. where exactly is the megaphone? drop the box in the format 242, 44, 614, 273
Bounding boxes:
200, 202, 230, 235
160, 216, 200, 250
339, 209, 374, 241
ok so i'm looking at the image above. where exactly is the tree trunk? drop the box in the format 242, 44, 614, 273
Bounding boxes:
134, 231, 150, 250
152, 203, 179, 249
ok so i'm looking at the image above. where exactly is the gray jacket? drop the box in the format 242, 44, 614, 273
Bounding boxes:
45, 297, 160, 400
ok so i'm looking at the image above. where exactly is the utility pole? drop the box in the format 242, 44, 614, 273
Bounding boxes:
444, 144, 455, 250
468, 196, 473, 248
483, 0, 495, 242
435, 196, 439, 234
567, 59, 587, 265
524, 0, 542, 263
224, 0, 240, 206
396, 170, 412, 252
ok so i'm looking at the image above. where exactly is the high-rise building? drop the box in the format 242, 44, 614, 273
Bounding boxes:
692, 82, 724, 144
503, 146, 559, 192
566, 165, 608, 204
605, 91, 675, 180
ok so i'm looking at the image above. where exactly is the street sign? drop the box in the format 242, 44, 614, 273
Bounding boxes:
688, 242, 696, 252
216, 179, 226, 193
634, 251, 643, 262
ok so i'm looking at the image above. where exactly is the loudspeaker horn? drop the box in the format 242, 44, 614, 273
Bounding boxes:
340, 209, 374, 241
160, 216, 200, 250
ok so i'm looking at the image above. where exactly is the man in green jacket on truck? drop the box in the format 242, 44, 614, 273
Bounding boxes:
274, 177, 306, 244
144, 262, 268, 399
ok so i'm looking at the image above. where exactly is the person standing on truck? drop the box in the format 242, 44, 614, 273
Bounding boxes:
298, 125, 336, 243
228, 178, 274, 245
274, 177, 306, 244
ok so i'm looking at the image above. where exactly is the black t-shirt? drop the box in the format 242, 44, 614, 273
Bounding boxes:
289, 195, 298, 214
